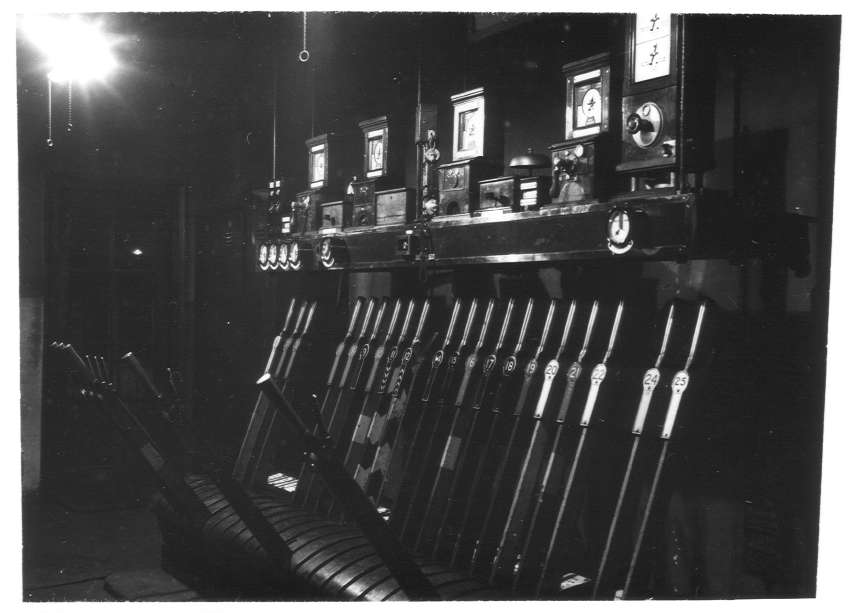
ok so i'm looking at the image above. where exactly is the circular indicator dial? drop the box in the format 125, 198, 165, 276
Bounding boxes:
258, 243, 269, 268
319, 237, 335, 268
369, 139, 384, 171
627, 102, 663, 148
289, 241, 302, 270
267, 243, 279, 267
579, 87, 602, 127
311, 151, 326, 184
607, 209, 634, 254
279, 242, 289, 270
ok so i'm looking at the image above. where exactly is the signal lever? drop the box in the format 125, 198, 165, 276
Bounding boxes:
258, 374, 439, 600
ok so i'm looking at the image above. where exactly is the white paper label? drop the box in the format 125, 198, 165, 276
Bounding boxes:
634, 13, 671, 83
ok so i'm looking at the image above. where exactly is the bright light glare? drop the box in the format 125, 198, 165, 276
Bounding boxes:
22, 15, 117, 84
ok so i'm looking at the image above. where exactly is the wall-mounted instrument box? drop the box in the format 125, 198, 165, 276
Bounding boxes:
319, 200, 349, 230
349, 115, 409, 228
349, 179, 376, 228
549, 138, 606, 203
375, 187, 415, 226
305, 133, 358, 194
518, 175, 551, 209
549, 53, 618, 205
306, 133, 332, 190
450, 87, 502, 162
438, 158, 502, 216
564, 52, 615, 141
436, 87, 503, 216
359, 115, 406, 182
478, 176, 519, 213
302, 132, 359, 232
617, 13, 714, 190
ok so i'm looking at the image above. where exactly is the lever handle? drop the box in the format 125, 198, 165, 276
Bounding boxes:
300, 300, 318, 336
412, 299, 431, 343
370, 299, 389, 343
357, 298, 377, 341
444, 299, 463, 349
458, 298, 480, 350
494, 298, 517, 353
280, 297, 298, 336
474, 299, 497, 351
258, 374, 311, 437
513, 298, 535, 354
397, 299, 417, 346
346, 297, 366, 339
123, 352, 164, 401
536, 300, 558, 357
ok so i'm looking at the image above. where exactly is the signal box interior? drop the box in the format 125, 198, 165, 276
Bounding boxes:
18, 12, 840, 602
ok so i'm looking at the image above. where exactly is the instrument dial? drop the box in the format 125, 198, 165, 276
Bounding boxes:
607, 209, 634, 255
577, 86, 602, 128
627, 102, 663, 148
279, 241, 290, 271
310, 148, 326, 186
258, 243, 269, 270
369, 137, 384, 172
458, 109, 480, 153
289, 240, 302, 270
319, 237, 335, 268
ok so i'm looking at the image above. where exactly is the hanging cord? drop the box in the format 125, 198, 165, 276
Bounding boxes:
66, 81, 73, 133
309, 57, 315, 138
272, 57, 278, 179
299, 11, 315, 137
46, 77, 53, 148
298, 12, 310, 62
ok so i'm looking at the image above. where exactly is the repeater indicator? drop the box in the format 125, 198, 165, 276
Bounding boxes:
279, 241, 290, 271
288, 240, 302, 270
268, 242, 279, 269
607, 209, 634, 255
319, 236, 337, 268
578, 87, 602, 127
370, 139, 383, 170
309, 144, 326, 188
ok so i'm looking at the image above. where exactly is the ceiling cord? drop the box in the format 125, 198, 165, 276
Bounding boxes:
298, 12, 310, 62
46, 77, 53, 148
